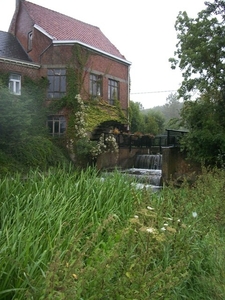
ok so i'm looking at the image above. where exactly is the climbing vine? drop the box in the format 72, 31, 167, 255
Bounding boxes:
48, 44, 127, 165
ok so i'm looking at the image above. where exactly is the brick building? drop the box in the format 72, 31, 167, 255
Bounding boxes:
0, 0, 131, 136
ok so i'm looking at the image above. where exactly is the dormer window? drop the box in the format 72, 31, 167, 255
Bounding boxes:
9, 73, 21, 95
27, 31, 33, 52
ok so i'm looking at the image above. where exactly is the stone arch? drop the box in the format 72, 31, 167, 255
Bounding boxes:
91, 120, 127, 141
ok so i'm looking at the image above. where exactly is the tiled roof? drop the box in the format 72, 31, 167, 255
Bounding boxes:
23, 1, 127, 61
0, 30, 31, 61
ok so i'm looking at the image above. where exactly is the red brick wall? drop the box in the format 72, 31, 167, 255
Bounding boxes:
40, 44, 129, 110
0, 61, 40, 81
14, 6, 52, 63
9, 3, 130, 112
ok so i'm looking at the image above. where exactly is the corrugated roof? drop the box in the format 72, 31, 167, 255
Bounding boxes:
0, 30, 31, 61
23, 1, 126, 61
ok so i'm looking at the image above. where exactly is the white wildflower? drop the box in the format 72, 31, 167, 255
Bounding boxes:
146, 227, 155, 233
147, 206, 154, 210
192, 212, 198, 218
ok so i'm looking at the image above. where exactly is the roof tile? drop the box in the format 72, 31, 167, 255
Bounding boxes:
23, 1, 126, 60
0, 30, 31, 61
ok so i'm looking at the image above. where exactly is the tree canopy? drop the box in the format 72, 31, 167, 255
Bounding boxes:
169, 0, 225, 166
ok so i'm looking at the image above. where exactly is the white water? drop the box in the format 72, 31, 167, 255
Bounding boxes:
122, 154, 163, 191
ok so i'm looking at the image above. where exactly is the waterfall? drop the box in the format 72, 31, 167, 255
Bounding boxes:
134, 154, 162, 170
122, 154, 163, 189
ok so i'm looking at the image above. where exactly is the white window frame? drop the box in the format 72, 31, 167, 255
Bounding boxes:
9, 74, 21, 95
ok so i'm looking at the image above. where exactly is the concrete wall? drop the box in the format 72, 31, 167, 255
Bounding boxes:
97, 146, 201, 185
162, 147, 201, 184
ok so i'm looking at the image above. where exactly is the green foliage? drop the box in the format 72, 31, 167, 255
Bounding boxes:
169, 2, 225, 100
169, 1, 225, 166
7, 136, 69, 169
0, 87, 32, 146
86, 99, 128, 132
129, 101, 145, 132
1, 168, 225, 299
142, 109, 165, 135
153, 93, 184, 129
179, 97, 225, 166
129, 100, 165, 135
0, 73, 69, 173
0, 74, 48, 147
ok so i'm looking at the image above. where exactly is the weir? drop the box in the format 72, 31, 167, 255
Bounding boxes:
121, 154, 163, 190
134, 154, 162, 170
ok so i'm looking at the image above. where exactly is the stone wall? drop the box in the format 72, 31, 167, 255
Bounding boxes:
162, 147, 201, 185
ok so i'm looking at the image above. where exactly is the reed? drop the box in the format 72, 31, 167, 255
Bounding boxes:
1, 167, 225, 299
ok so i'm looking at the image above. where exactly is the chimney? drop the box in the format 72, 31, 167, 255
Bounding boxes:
16, 0, 20, 8
16, 0, 24, 9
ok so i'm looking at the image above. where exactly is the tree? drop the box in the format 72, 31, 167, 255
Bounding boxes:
169, 0, 225, 166
142, 110, 165, 135
153, 93, 183, 129
129, 101, 144, 133
0, 77, 47, 149
169, 2, 225, 101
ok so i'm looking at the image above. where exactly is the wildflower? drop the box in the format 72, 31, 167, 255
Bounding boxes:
146, 227, 155, 233
147, 206, 154, 210
163, 223, 169, 227
134, 215, 139, 219
166, 226, 176, 233
161, 227, 166, 231
192, 212, 198, 218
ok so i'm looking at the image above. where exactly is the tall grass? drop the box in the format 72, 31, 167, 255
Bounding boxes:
1, 167, 225, 299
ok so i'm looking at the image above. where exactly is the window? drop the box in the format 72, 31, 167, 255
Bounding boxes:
47, 115, 66, 136
9, 73, 21, 95
90, 73, 102, 98
108, 79, 119, 105
47, 69, 66, 99
27, 31, 33, 52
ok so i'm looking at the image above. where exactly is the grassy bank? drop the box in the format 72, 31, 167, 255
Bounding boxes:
0, 167, 225, 299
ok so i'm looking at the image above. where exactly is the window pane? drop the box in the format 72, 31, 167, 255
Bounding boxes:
61, 76, 66, 92
47, 69, 66, 99
54, 120, 59, 133
54, 76, 60, 92
47, 116, 66, 136
9, 74, 21, 95
15, 82, 20, 94
59, 116, 66, 134
9, 81, 14, 93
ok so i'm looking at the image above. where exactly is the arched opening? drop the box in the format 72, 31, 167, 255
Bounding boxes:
91, 120, 127, 141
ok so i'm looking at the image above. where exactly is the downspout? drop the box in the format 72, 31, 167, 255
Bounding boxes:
127, 65, 131, 131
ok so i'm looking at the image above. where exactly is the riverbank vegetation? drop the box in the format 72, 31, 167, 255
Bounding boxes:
1, 167, 225, 299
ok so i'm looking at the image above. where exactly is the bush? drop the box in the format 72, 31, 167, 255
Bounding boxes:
4, 136, 69, 171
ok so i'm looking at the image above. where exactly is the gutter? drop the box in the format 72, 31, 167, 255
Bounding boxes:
0, 56, 40, 69
53, 40, 132, 65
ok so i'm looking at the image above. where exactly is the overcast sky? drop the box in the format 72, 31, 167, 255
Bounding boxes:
0, 0, 206, 108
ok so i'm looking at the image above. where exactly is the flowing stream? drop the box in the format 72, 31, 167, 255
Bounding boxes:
122, 154, 163, 192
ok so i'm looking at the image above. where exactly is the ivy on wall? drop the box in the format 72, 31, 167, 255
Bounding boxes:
50, 44, 128, 137
86, 99, 128, 132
